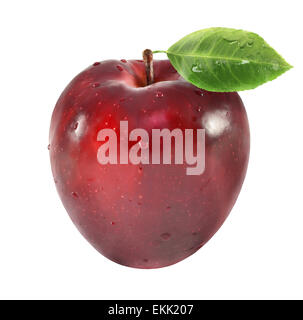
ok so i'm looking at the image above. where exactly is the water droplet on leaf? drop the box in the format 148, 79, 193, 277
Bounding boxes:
192, 64, 203, 73
272, 63, 280, 71
247, 40, 254, 47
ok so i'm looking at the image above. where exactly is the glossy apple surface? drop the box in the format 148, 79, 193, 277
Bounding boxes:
49, 59, 250, 268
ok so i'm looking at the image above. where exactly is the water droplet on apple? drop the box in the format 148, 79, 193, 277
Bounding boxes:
195, 89, 203, 96
73, 122, 78, 130
156, 91, 164, 98
116, 65, 123, 72
120, 59, 127, 63
47, 144, 51, 150
110, 221, 115, 225
161, 233, 171, 240
93, 62, 100, 66
92, 83, 100, 88
71, 192, 79, 199
197, 106, 202, 112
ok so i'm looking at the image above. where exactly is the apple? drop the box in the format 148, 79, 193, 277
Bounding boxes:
49, 54, 250, 268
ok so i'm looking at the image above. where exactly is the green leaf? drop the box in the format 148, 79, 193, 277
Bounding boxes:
163, 27, 292, 92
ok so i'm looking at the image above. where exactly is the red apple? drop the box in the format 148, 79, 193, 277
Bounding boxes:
49, 57, 250, 268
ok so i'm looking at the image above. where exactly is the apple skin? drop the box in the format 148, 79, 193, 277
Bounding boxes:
49, 59, 250, 269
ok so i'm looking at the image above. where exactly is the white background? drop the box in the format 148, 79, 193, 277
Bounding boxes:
0, 0, 302, 300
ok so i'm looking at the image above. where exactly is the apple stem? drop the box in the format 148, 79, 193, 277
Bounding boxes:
143, 49, 154, 85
